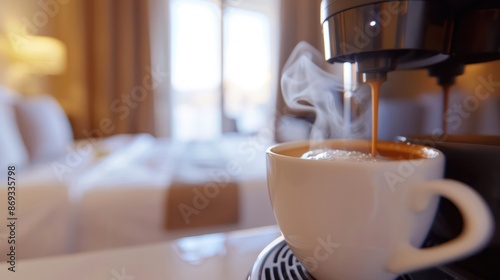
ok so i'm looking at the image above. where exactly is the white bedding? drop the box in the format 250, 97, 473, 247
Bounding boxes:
0, 134, 276, 259
0, 182, 73, 260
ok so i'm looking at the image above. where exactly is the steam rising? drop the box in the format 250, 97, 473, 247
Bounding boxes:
281, 42, 370, 144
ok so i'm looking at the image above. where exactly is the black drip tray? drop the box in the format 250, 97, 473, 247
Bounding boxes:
248, 236, 481, 280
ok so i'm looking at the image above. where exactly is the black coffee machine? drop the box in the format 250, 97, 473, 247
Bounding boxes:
321, 0, 500, 84
248, 0, 499, 279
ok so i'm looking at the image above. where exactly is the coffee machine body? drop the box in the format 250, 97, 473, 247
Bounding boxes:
321, 0, 500, 82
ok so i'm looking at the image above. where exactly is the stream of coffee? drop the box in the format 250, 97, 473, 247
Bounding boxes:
442, 84, 451, 136
366, 82, 449, 157
367, 80, 383, 157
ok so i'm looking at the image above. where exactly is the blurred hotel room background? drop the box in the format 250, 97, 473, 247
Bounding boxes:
1, 0, 498, 141
0, 0, 498, 261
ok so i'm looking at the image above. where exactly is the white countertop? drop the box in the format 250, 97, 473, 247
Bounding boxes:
0, 226, 281, 280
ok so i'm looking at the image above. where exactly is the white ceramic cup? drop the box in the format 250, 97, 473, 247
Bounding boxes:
266, 139, 493, 280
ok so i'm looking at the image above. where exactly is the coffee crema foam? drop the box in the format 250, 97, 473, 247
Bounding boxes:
301, 149, 387, 162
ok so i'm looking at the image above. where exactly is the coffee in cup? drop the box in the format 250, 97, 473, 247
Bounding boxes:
266, 139, 493, 280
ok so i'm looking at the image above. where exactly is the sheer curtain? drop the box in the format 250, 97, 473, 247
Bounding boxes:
48, 0, 157, 139
275, 0, 324, 141
168, 0, 280, 141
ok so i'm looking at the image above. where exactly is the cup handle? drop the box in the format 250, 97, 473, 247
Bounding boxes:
386, 179, 494, 274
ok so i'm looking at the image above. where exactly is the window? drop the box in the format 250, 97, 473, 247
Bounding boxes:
170, 0, 279, 141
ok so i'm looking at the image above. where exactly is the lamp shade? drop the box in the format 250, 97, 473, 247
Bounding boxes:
7, 35, 67, 75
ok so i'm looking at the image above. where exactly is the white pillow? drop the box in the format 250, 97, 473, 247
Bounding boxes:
0, 102, 30, 172
15, 95, 74, 163
0, 85, 19, 103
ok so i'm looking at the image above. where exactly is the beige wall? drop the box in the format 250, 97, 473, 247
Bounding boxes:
0, 0, 85, 134
0, 0, 52, 90
45, 0, 90, 134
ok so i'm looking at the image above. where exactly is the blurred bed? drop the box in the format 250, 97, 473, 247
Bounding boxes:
0, 90, 276, 260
